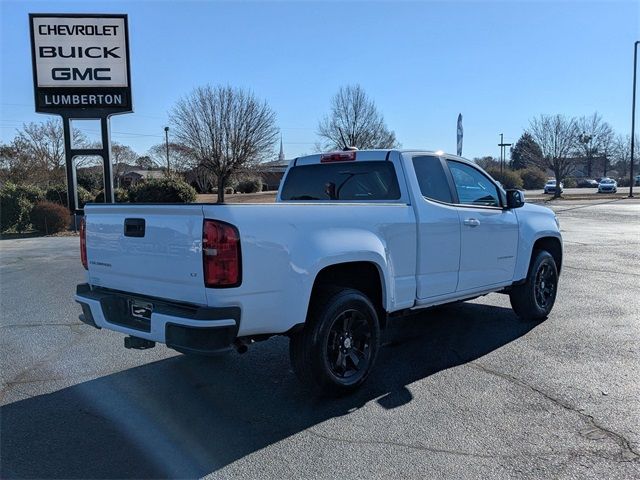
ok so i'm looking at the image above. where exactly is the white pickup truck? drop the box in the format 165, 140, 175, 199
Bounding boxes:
76, 149, 562, 395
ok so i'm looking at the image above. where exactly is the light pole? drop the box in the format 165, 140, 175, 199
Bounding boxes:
630, 41, 639, 198
164, 126, 170, 175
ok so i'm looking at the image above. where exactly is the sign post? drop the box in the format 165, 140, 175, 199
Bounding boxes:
29, 13, 132, 212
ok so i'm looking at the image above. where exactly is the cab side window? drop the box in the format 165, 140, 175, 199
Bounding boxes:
446, 161, 501, 207
412, 155, 453, 203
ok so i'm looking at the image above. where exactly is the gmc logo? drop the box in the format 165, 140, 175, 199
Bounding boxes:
51, 67, 111, 81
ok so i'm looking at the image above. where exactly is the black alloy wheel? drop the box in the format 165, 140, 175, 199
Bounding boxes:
325, 308, 373, 381
289, 287, 381, 395
509, 250, 559, 321
534, 262, 556, 310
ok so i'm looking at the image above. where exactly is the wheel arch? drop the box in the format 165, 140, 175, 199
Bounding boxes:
532, 236, 563, 274
308, 261, 387, 329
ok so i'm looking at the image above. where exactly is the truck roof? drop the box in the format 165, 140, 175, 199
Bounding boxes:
292, 149, 471, 167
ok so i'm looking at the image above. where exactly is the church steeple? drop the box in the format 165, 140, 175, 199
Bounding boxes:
278, 135, 285, 162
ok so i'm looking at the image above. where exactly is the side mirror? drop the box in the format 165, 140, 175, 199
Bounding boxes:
506, 189, 525, 209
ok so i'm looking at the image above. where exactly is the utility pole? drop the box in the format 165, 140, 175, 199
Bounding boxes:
579, 132, 594, 177
164, 126, 170, 176
630, 41, 639, 198
498, 133, 512, 174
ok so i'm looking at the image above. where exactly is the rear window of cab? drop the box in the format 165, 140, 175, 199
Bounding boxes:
280, 161, 401, 201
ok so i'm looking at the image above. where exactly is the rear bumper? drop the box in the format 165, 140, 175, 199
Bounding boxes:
75, 283, 240, 355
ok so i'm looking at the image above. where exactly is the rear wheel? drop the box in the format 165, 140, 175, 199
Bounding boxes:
289, 287, 380, 396
509, 250, 558, 321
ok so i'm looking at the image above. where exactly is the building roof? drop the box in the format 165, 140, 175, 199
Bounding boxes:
122, 169, 166, 179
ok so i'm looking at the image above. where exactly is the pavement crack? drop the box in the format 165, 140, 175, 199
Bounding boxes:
468, 362, 640, 462
305, 428, 496, 459
0, 322, 82, 329
553, 199, 626, 214
0, 332, 87, 402
562, 264, 640, 278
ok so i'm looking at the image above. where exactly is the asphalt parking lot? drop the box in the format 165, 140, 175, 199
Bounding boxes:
1, 198, 639, 479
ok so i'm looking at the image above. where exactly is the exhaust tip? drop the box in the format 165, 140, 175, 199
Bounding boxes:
233, 339, 248, 354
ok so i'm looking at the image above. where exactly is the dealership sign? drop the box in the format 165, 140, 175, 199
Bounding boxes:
29, 13, 132, 115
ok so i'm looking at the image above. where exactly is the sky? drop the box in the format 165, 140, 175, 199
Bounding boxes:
1, 0, 639, 162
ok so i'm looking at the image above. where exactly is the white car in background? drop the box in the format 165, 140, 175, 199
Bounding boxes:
544, 179, 563, 195
597, 178, 617, 193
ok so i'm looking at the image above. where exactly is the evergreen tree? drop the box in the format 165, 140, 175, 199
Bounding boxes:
510, 132, 543, 170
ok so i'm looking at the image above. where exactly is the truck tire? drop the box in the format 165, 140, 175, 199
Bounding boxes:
509, 250, 558, 321
289, 287, 381, 396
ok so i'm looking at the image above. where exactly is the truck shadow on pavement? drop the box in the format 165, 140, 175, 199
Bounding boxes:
1, 302, 540, 479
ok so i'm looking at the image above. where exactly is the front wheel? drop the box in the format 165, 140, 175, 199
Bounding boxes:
509, 250, 559, 321
289, 287, 381, 396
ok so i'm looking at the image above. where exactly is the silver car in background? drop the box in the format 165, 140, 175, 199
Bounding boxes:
598, 178, 617, 193
544, 179, 563, 194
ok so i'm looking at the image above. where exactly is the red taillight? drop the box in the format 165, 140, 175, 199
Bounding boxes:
320, 151, 356, 163
203, 219, 241, 288
80, 217, 88, 270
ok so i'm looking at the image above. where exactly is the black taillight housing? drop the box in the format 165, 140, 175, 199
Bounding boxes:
203, 219, 241, 288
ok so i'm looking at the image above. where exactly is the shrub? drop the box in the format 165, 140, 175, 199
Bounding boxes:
128, 177, 197, 203
0, 183, 44, 232
563, 178, 577, 188
236, 177, 263, 193
46, 184, 92, 208
30, 201, 70, 234
486, 168, 523, 189
519, 167, 547, 190
94, 188, 130, 203
76, 169, 103, 192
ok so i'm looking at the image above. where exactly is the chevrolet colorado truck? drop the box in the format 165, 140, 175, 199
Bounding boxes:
76, 149, 562, 395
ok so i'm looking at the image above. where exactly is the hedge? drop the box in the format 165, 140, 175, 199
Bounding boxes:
486, 168, 524, 189
0, 183, 44, 232
236, 177, 263, 193
519, 167, 547, 190
45, 184, 93, 208
128, 177, 197, 203
30, 201, 70, 234
94, 188, 130, 203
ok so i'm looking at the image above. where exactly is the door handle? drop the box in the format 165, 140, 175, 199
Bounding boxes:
463, 218, 480, 227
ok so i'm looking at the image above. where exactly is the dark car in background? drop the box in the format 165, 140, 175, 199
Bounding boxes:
577, 179, 598, 188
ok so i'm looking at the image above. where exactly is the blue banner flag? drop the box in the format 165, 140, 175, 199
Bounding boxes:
457, 113, 463, 156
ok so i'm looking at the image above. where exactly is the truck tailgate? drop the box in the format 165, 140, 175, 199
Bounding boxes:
84, 204, 207, 305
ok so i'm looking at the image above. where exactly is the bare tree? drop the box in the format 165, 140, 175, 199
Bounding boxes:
189, 163, 217, 193
612, 134, 640, 179
10, 119, 87, 187
576, 113, 614, 177
317, 85, 398, 150
0, 142, 32, 185
111, 143, 139, 188
528, 114, 579, 198
148, 142, 193, 174
170, 85, 278, 203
